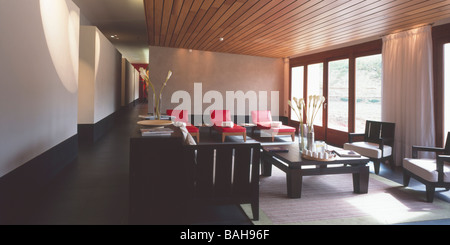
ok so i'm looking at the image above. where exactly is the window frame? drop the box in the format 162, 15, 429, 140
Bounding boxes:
307, 62, 324, 127
327, 58, 350, 132
289, 40, 382, 146
290, 66, 304, 121
289, 23, 450, 147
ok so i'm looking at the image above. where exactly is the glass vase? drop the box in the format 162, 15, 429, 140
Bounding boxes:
155, 93, 162, 120
149, 92, 156, 117
307, 125, 315, 151
299, 124, 307, 152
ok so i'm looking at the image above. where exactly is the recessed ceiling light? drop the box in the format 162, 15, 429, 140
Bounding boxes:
219, 37, 224, 42
110, 34, 119, 40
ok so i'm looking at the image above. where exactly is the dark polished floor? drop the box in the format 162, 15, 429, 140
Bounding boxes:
16, 102, 450, 225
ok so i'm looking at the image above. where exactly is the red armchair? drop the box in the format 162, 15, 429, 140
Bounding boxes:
251, 110, 295, 142
210, 110, 246, 142
166, 109, 199, 142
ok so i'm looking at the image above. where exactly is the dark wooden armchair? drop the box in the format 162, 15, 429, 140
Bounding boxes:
344, 120, 395, 174
184, 143, 261, 220
403, 132, 450, 202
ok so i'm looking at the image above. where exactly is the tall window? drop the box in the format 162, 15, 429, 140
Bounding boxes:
355, 54, 382, 133
289, 40, 382, 145
290, 66, 304, 120
307, 63, 323, 126
328, 59, 349, 131
445, 43, 450, 139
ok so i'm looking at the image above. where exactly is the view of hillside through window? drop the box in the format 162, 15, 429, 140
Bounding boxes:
355, 54, 382, 133
290, 54, 382, 134
307, 63, 324, 127
290, 66, 303, 121
328, 59, 349, 132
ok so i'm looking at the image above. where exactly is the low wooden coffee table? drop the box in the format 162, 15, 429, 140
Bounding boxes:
261, 144, 370, 198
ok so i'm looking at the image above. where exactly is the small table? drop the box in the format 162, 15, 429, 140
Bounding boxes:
239, 123, 256, 136
261, 144, 370, 198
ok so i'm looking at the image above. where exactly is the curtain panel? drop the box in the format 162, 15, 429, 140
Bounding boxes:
382, 26, 435, 165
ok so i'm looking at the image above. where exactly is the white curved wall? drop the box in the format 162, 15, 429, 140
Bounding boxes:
0, 0, 79, 177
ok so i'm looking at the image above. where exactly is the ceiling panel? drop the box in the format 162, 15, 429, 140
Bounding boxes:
144, 0, 450, 58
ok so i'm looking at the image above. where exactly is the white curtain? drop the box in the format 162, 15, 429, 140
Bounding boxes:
382, 26, 435, 165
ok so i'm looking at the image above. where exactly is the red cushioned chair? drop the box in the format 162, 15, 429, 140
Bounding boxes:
251, 110, 295, 142
166, 109, 199, 142
210, 110, 246, 142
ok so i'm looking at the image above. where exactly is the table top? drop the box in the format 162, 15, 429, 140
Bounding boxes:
262, 144, 369, 166
137, 120, 173, 126
138, 114, 174, 120
131, 125, 183, 139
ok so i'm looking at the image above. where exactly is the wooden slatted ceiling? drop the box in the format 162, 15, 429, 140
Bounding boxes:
144, 0, 450, 58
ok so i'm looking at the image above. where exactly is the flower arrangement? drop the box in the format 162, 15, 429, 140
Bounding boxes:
139, 67, 172, 119
306, 95, 325, 131
288, 95, 325, 150
288, 97, 306, 147
288, 97, 305, 126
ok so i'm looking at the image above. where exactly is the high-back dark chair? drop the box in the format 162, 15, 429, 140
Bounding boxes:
184, 143, 261, 220
344, 120, 396, 174
403, 132, 450, 202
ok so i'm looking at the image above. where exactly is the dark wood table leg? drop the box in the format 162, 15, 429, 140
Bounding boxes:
352, 166, 369, 194
261, 155, 273, 176
286, 170, 302, 198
